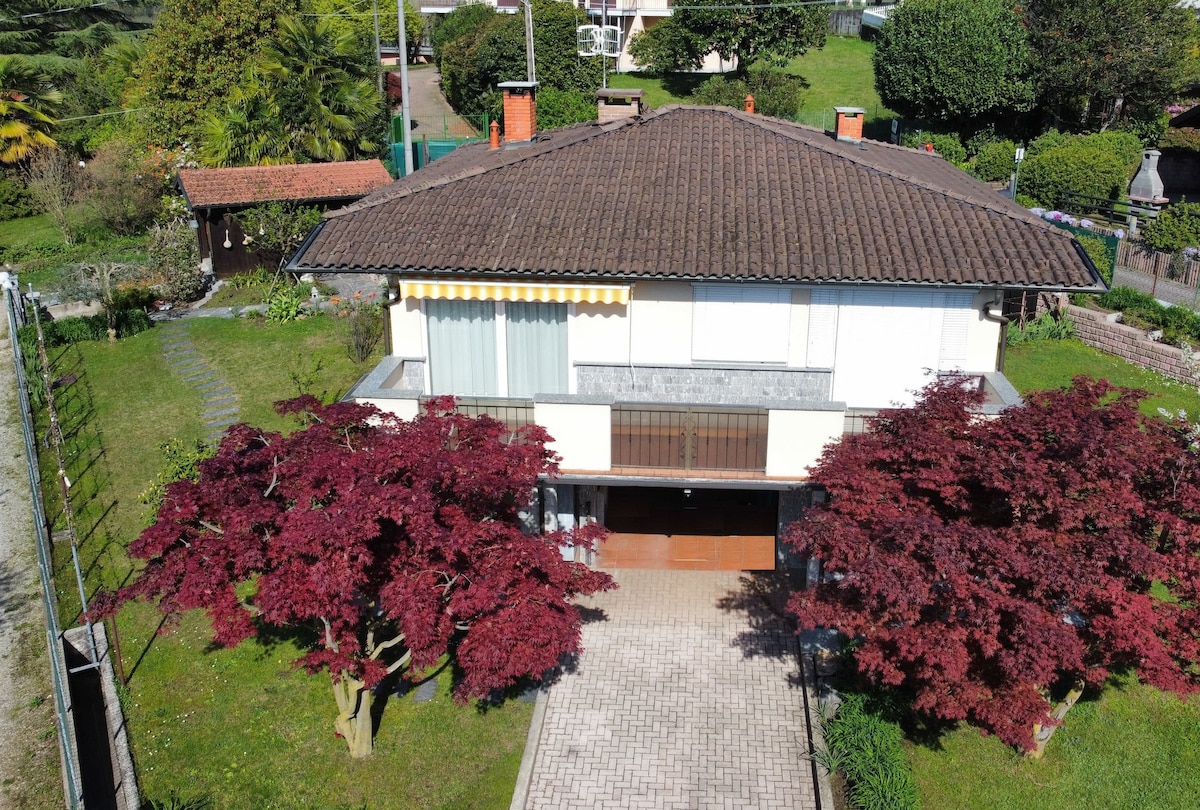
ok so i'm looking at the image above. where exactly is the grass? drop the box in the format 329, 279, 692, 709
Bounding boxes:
905, 339, 1200, 809
1004, 338, 1200, 418
38, 314, 530, 807
0, 214, 149, 292
608, 36, 896, 134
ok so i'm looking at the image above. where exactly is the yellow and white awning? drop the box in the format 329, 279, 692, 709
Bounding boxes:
399, 279, 629, 305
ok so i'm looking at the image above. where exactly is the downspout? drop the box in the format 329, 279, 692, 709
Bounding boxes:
982, 292, 1010, 373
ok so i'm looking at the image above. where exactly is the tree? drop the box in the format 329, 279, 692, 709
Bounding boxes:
0, 55, 62, 163
200, 16, 384, 166
135, 0, 302, 147
95, 398, 615, 758
786, 378, 1200, 753
629, 0, 825, 74
23, 147, 79, 242
439, 0, 601, 122
872, 0, 1035, 132
1141, 202, 1200, 254
1023, 0, 1199, 131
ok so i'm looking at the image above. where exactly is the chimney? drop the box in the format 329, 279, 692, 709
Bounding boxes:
498, 81, 539, 145
833, 106, 866, 144
744, 95, 755, 114
596, 88, 644, 123
489, 120, 500, 150
1128, 149, 1168, 204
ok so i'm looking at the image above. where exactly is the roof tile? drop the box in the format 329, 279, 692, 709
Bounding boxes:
178, 160, 393, 208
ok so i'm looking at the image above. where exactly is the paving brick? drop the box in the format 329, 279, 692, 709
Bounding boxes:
523, 570, 818, 810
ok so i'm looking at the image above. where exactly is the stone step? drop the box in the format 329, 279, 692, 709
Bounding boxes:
204, 406, 239, 421
196, 380, 230, 393
203, 395, 237, 408
181, 369, 217, 382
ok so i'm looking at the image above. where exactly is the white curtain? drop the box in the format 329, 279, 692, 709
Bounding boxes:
427, 300, 498, 396
506, 302, 568, 397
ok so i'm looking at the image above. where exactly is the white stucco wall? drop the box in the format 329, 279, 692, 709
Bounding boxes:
534, 402, 612, 471
765, 409, 845, 478
629, 281, 693, 364
356, 397, 421, 420
573, 302, 630, 364
966, 290, 1003, 370
388, 299, 425, 357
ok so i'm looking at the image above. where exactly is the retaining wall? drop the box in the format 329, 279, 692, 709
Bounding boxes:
1067, 304, 1199, 387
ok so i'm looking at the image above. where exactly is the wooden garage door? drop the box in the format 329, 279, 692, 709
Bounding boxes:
600, 533, 776, 570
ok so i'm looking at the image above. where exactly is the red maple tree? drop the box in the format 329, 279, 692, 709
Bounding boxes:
96, 397, 614, 758
786, 378, 1200, 752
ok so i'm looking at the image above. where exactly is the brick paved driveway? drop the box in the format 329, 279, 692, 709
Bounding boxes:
520, 569, 819, 810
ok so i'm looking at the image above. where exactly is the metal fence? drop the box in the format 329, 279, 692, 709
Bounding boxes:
431, 397, 535, 433
2, 278, 84, 808
611, 405, 768, 472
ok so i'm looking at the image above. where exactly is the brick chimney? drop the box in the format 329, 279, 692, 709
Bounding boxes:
498, 81, 538, 145
833, 106, 866, 144
596, 88, 644, 123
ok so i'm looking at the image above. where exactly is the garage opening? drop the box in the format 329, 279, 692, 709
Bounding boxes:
600, 487, 778, 570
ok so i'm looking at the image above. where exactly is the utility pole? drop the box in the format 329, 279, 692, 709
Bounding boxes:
373, 0, 383, 96
524, 0, 536, 83
396, 0, 414, 176
601, 0, 607, 89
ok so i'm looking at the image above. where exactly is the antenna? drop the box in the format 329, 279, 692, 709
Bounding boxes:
576, 0, 620, 87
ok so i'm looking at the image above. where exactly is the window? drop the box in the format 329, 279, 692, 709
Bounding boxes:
692, 285, 791, 363
425, 300, 568, 397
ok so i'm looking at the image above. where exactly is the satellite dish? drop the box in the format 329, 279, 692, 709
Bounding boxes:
601, 25, 620, 57
577, 25, 602, 57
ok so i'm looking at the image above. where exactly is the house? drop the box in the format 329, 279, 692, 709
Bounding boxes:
287, 85, 1105, 572
176, 161, 393, 279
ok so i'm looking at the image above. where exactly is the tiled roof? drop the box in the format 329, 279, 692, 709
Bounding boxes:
290, 107, 1102, 290
177, 160, 393, 208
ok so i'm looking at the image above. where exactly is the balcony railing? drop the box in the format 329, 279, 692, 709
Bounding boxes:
611, 406, 768, 472
422, 397, 534, 433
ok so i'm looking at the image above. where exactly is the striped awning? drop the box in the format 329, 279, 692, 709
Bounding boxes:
399, 279, 629, 305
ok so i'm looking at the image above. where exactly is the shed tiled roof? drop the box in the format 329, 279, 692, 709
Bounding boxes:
177, 160, 393, 208
290, 107, 1102, 290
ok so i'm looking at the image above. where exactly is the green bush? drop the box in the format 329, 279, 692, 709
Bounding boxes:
534, 87, 597, 130
1096, 285, 1200, 347
928, 133, 966, 167
691, 69, 806, 120
1007, 312, 1076, 346
816, 693, 920, 810
971, 139, 1018, 182
1018, 130, 1142, 208
0, 171, 35, 221
1161, 126, 1200, 152
265, 286, 306, 324
1142, 202, 1200, 253
1077, 233, 1115, 284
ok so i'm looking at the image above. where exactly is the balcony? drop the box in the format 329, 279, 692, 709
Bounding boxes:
611, 405, 768, 474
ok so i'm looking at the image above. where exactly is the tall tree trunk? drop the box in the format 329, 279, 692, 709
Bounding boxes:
332, 671, 374, 758
1028, 679, 1084, 759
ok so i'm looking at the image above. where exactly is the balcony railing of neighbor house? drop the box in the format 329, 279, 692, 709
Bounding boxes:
611, 405, 768, 472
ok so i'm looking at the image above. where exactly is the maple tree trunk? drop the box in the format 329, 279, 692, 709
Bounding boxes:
332, 671, 374, 758
1028, 679, 1085, 759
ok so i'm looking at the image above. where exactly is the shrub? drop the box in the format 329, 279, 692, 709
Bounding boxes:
76, 139, 168, 236
814, 693, 920, 810
147, 221, 206, 303
0, 171, 35, 221
1076, 233, 1115, 284
1018, 137, 1135, 208
1007, 312, 1076, 346
1096, 285, 1200, 347
971, 139, 1018, 182
331, 291, 384, 363
691, 69, 806, 120
928, 133, 966, 167
1161, 126, 1200, 152
226, 268, 274, 290
1141, 202, 1200, 253
265, 286, 306, 323
535, 87, 596, 130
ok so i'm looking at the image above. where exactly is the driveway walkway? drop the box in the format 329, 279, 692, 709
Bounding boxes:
521, 570, 819, 810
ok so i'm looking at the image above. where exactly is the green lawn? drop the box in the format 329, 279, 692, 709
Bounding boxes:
44, 315, 530, 808
608, 36, 895, 134
0, 214, 148, 292
905, 338, 1200, 810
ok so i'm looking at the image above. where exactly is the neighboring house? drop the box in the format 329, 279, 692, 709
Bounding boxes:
418, 0, 730, 73
176, 161, 393, 278
288, 85, 1104, 572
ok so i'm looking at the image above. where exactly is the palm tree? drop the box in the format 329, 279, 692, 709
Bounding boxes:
200, 17, 384, 167
0, 55, 63, 163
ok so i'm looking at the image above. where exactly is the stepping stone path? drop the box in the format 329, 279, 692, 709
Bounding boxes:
158, 323, 239, 442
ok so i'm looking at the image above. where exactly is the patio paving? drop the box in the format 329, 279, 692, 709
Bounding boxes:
519, 569, 820, 810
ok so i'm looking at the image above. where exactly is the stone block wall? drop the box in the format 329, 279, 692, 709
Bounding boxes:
1067, 305, 1199, 387
576, 363, 833, 406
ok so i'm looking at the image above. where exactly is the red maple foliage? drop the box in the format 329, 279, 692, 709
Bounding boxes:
786, 378, 1200, 751
95, 396, 614, 756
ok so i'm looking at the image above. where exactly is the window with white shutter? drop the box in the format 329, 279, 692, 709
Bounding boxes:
692, 285, 791, 363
